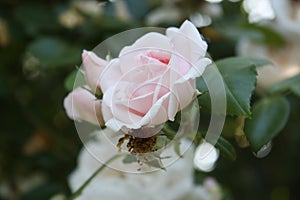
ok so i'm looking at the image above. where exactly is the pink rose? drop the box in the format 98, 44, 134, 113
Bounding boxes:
64, 20, 211, 132
63, 51, 108, 125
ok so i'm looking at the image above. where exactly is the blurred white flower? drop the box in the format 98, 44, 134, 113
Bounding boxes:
190, 2, 223, 28
270, 0, 300, 39
0, 173, 46, 199
69, 130, 222, 200
237, 0, 300, 91
190, 13, 212, 28
201, 3, 223, 18
205, 0, 223, 3
205, 0, 240, 3
59, 9, 84, 29
237, 39, 300, 90
0, 18, 9, 47
243, 0, 275, 23
146, 0, 223, 26
50, 194, 66, 200
114, 0, 132, 22
72, 0, 104, 17
146, 4, 181, 25
203, 178, 223, 200
205, 0, 275, 23
193, 141, 219, 172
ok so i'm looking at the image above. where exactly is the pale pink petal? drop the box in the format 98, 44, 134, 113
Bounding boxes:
100, 59, 123, 93
166, 20, 208, 63
104, 80, 155, 116
168, 54, 192, 77
119, 32, 172, 74
139, 92, 170, 126
125, 91, 154, 116
64, 87, 104, 126
82, 50, 108, 93
103, 86, 143, 126
168, 79, 196, 120
101, 101, 113, 126
183, 58, 212, 80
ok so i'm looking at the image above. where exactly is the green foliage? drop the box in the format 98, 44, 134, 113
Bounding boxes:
21, 182, 62, 200
240, 24, 286, 46
197, 57, 270, 116
122, 154, 137, 164
14, 5, 59, 36
215, 136, 237, 161
64, 69, 86, 91
27, 37, 82, 68
0, 0, 299, 199
245, 96, 290, 152
269, 74, 300, 97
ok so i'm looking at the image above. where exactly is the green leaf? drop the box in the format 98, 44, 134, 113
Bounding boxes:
145, 157, 165, 170
268, 74, 300, 97
221, 116, 244, 137
239, 24, 286, 46
244, 96, 290, 152
214, 136, 237, 161
21, 182, 61, 200
64, 69, 86, 91
156, 135, 168, 150
27, 37, 81, 68
174, 140, 182, 157
197, 57, 269, 116
122, 154, 137, 164
14, 5, 59, 35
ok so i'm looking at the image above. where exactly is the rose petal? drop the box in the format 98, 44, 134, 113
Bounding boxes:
100, 59, 123, 93
64, 87, 104, 125
183, 58, 212, 80
82, 50, 108, 93
119, 32, 172, 74
139, 92, 170, 126
166, 20, 208, 63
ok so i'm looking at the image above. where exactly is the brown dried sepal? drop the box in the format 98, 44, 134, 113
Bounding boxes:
117, 134, 158, 154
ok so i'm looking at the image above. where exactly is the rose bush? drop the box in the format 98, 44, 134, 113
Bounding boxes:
64, 20, 211, 133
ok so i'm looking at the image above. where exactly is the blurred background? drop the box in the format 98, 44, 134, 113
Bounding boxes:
0, 0, 299, 199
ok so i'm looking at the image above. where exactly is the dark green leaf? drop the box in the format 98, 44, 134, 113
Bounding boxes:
64, 69, 85, 91
245, 96, 290, 152
268, 74, 300, 97
21, 182, 61, 200
122, 154, 137, 164
214, 136, 237, 161
240, 24, 286, 46
221, 116, 244, 137
174, 140, 182, 157
145, 157, 165, 170
14, 5, 59, 35
156, 135, 168, 150
198, 57, 270, 116
27, 37, 81, 68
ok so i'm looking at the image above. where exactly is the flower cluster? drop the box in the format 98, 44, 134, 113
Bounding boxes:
68, 130, 222, 200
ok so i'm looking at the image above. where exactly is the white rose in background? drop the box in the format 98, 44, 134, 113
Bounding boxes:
205, 0, 275, 24
64, 20, 211, 134
237, 0, 300, 90
242, 0, 275, 23
237, 39, 300, 90
194, 141, 220, 172
69, 130, 222, 200
270, 0, 300, 39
